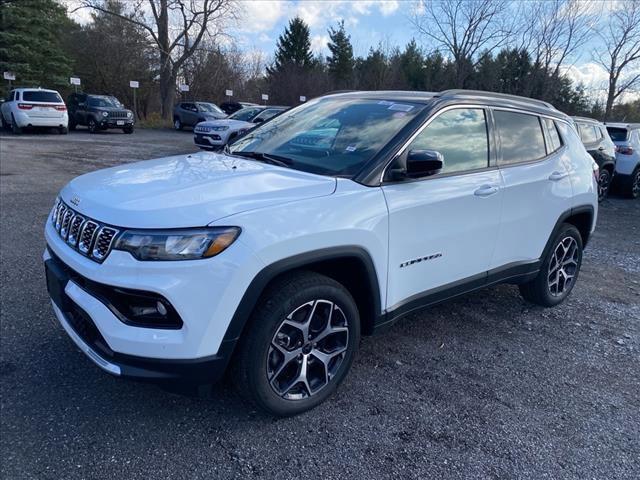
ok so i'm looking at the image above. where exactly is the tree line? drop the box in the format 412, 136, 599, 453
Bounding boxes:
1, 0, 639, 122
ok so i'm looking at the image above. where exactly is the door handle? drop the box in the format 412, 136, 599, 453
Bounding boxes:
548, 171, 568, 181
474, 185, 499, 197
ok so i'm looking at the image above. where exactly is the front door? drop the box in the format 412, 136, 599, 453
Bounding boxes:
382, 107, 503, 311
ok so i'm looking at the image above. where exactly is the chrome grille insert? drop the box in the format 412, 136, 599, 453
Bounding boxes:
51, 200, 120, 262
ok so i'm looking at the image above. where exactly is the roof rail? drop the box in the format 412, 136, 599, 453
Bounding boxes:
437, 89, 556, 110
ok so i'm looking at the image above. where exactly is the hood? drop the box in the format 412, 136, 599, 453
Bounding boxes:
61, 151, 336, 228
197, 119, 253, 129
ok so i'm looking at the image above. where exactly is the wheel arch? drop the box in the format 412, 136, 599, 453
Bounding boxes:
548, 205, 595, 253
223, 246, 383, 347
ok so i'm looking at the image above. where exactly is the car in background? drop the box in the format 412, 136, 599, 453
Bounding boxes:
194, 105, 288, 150
572, 117, 617, 201
219, 101, 258, 115
172, 102, 227, 130
67, 93, 134, 134
606, 123, 640, 199
1, 88, 68, 134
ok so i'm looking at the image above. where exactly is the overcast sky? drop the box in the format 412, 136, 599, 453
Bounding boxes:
66, 0, 639, 102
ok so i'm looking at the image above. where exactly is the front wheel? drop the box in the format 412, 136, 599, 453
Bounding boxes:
87, 118, 98, 133
233, 271, 360, 416
123, 126, 134, 134
519, 223, 583, 307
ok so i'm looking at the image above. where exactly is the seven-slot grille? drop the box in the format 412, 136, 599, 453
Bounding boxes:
51, 199, 119, 263
108, 111, 129, 119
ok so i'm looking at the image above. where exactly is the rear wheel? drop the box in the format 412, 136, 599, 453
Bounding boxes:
1, 113, 9, 131
597, 168, 612, 202
173, 117, 182, 130
68, 118, 76, 131
519, 223, 583, 307
233, 271, 360, 416
59, 126, 68, 135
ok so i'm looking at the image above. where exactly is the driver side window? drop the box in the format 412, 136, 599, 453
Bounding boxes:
408, 108, 489, 174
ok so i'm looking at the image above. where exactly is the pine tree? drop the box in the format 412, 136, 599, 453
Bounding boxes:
268, 17, 314, 75
0, 0, 73, 93
399, 40, 425, 90
326, 21, 354, 89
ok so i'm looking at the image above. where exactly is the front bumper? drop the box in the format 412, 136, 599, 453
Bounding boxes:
99, 118, 134, 129
45, 248, 236, 384
194, 132, 226, 148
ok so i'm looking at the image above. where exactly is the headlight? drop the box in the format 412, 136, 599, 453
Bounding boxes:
127, 111, 133, 118
101, 111, 108, 117
113, 227, 240, 261
212, 126, 229, 131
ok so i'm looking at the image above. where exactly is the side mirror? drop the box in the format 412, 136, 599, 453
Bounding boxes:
406, 150, 444, 178
253, 117, 265, 124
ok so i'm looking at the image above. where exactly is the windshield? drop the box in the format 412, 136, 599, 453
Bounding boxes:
88, 96, 122, 108
229, 107, 263, 122
23, 91, 62, 103
607, 127, 629, 142
197, 102, 224, 114
229, 97, 424, 176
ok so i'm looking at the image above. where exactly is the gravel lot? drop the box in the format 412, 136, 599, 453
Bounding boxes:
1, 128, 639, 479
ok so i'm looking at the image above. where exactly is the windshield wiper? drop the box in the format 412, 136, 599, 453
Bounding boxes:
231, 151, 293, 168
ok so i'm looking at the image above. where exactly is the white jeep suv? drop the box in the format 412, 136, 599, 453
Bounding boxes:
1, 88, 68, 134
44, 90, 597, 416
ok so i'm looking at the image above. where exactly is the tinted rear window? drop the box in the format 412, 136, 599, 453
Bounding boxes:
495, 111, 546, 165
22, 91, 62, 103
607, 127, 629, 142
543, 118, 562, 152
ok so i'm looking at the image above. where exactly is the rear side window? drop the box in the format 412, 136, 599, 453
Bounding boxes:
578, 124, 599, 143
543, 118, 562, 153
409, 108, 489, 174
607, 127, 629, 142
22, 91, 62, 103
495, 111, 546, 165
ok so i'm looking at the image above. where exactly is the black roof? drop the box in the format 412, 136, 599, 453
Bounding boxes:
324, 89, 568, 120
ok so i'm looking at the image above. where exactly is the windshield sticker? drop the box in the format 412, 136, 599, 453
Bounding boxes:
345, 145, 357, 152
378, 100, 394, 105
388, 103, 415, 112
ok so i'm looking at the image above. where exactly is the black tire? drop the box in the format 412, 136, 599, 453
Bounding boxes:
519, 223, 583, 307
233, 271, 360, 416
11, 114, 21, 134
59, 126, 68, 135
623, 167, 640, 199
1, 113, 9, 131
68, 119, 76, 131
597, 168, 612, 202
173, 117, 182, 130
87, 118, 98, 134
123, 126, 134, 134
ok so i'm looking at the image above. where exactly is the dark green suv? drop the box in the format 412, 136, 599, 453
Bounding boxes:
67, 93, 134, 134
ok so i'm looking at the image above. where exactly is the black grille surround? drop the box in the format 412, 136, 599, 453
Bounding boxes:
107, 111, 130, 119
51, 199, 119, 263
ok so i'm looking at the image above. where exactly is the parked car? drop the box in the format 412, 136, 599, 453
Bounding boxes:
1, 88, 68, 134
193, 105, 287, 150
44, 90, 597, 416
67, 93, 134, 134
572, 116, 617, 201
172, 102, 226, 130
606, 123, 640, 199
219, 101, 258, 115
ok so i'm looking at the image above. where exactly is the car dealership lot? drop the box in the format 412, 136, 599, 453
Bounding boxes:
1, 130, 638, 479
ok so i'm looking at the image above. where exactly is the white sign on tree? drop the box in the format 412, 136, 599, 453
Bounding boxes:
130, 81, 139, 88
70, 77, 81, 85
299, 96, 307, 102
261, 93, 269, 101
3, 72, 16, 81
225, 89, 233, 97
179, 84, 189, 92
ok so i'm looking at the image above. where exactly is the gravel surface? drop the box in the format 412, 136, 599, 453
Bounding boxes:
1, 128, 639, 479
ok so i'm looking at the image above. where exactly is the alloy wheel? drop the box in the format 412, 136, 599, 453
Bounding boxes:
598, 170, 610, 201
633, 170, 640, 198
267, 299, 349, 400
547, 236, 579, 297
88, 119, 96, 133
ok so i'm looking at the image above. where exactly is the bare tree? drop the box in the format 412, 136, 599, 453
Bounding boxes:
412, 0, 514, 87
595, 1, 640, 120
523, 0, 594, 77
77, 0, 237, 118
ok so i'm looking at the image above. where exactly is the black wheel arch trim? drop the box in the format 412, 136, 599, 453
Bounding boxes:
222, 246, 383, 345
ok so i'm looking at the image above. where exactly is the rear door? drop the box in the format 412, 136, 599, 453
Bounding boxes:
382, 106, 503, 310
492, 110, 573, 267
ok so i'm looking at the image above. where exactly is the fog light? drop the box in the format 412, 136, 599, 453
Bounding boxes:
156, 301, 167, 316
